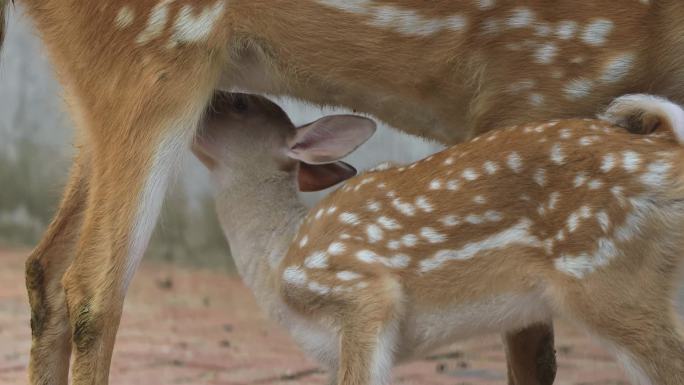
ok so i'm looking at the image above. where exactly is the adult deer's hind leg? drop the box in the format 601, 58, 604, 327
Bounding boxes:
58, 54, 222, 384
504, 323, 557, 385
26, 149, 90, 385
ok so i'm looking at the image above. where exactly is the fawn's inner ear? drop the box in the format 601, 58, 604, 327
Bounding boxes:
288, 115, 377, 164
298, 161, 357, 192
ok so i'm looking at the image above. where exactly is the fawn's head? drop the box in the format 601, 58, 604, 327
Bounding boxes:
193, 92, 377, 191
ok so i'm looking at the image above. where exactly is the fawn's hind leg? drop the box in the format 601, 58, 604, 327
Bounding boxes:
556, 274, 684, 385
578, 306, 683, 384
26, 149, 90, 385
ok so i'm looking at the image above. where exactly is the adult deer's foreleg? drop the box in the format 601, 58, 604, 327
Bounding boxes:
26, 148, 90, 385
58, 56, 221, 384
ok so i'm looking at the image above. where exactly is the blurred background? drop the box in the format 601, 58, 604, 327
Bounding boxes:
0, 6, 670, 385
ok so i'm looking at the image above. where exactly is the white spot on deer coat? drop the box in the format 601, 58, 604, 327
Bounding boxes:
299, 235, 309, 248
308, 281, 331, 295
529, 93, 545, 107
567, 212, 580, 232
356, 250, 410, 268
508, 79, 536, 94
622, 151, 642, 172
283, 266, 308, 286
600, 53, 635, 83
367, 200, 381, 212
136, 0, 175, 44
574, 172, 588, 187
473, 195, 487, 204
597, 211, 611, 233
340, 212, 361, 225
420, 219, 540, 272
506, 152, 523, 173
446, 180, 461, 191
317, 0, 370, 14
416, 196, 434, 212
559, 128, 572, 139
581, 19, 614, 46
640, 160, 672, 186
462, 168, 480, 181
378, 216, 401, 230
550, 144, 565, 164
328, 242, 346, 255
402, 234, 418, 247
372, 6, 468, 36
305, 251, 329, 269
319, 0, 468, 37
387, 240, 400, 250
601, 153, 615, 172
564, 78, 594, 100
548, 192, 560, 210
533, 169, 546, 186
579, 136, 600, 146
484, 161, 500, 175
484, 210, 503, 222
588, 179, 603, 190
116, 6, 135, 29
507, 7, 534, 28
466, 214, 484, 224
534, 43, 557, 64
477, 0, 496, 10
170, 1, 225, 46
554, 238, 618, 279
366, 224, 385, 243
421, 227, 446, 243
556, 20, 577, 39
440, 215, 461, 226
392, 199, 416, 216
429, 179, 442, 190
337, 271, 362, 281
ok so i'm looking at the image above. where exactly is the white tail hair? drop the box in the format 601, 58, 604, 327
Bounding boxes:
600, 94, 684, 144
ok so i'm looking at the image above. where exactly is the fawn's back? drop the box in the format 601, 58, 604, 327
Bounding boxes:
280, 118, 684, 317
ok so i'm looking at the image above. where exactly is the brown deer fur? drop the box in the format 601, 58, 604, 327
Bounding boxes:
197, 92, 684, 385
2, 0, 683, 384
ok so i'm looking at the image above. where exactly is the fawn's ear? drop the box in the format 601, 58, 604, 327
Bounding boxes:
287, 115, 376, 164
298, 161, 357, 192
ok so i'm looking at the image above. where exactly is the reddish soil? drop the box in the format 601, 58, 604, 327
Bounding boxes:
0, 249, 631, 384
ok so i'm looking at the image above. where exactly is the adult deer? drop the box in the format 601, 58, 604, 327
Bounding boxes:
2, 1, 680, 384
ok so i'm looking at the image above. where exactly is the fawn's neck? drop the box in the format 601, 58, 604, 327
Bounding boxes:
214, 172, 308, 308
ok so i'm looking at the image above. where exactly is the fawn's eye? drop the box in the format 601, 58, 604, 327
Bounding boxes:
232, 95, 249, 113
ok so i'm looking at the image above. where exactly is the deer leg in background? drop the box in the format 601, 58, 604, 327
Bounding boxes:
26, 148, 90, 385
505, 323, 556, 385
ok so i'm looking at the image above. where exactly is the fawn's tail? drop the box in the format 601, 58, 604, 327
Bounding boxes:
600, 94, 684, 144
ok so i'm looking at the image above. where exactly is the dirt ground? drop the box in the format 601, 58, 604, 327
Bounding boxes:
0, 248, 642, 384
